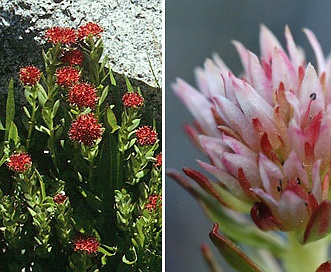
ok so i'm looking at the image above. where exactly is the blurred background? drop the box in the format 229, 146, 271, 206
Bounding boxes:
165, 1, 331, 271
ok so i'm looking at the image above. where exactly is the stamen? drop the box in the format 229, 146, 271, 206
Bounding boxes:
309, 92, 317, 100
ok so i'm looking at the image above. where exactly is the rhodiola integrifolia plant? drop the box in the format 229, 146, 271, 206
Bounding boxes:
0, 22, 161, 271
170, 25, 331, 272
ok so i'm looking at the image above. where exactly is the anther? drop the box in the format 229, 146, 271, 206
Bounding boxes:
310, 93, 317, 100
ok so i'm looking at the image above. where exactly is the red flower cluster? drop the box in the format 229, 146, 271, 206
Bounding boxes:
136, 126, 158, 146
74, 235, 99, 254
122, 92, 144, 108
154, 153, 162, 167
53, 192, 68, 204
61, 49, 84, 66
68, 82, 98, 109
145, 194, 162, 211
69, 113, 104, 146
78, 22, 103, 40
7, 152, 32, 173
45, 26, 77, 45
55, 67, 80, 87
19, 65, 41, 86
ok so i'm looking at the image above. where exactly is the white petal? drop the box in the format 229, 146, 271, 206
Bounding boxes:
304, 28, 326, 74
172, 78, 218, 136
259, 24, 284, 62
285, 25, 305, 74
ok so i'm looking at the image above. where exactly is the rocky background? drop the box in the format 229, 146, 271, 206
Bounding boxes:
0, 0, 162, 127
0, 0, 162, 88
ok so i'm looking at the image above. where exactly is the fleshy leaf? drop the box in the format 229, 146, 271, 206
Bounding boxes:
303, 201, 331, 244
209, 223, 263, 272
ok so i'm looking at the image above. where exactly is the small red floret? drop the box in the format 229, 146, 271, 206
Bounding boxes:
45, 26, 77, 45
53, 192, 68, 204
136, 126, 158, 146
7, 152, 32, 173
145, 194, 162, 211
74, 235, 99, 254
69, 113, 104, 146
56, 67, 80, 87
61, 49, 84, 66
68, 82, 98, 109
154, 153, 162, 167
122, 92, 144, 108
78, 22, 103, 40
19, 66, 41, 86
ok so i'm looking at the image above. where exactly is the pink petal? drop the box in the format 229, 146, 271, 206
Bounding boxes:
287, 120, 307, 162
172, 78, 218, 136
278, 190, 309, 230
299, 64, 325, 118
232, 40, 249, 76
199, 135, 229, 170
222, 152, 261, 188
282, 151, 309, 187
194, 55, 228, 98
222, 134, 256, 159
285, 25, 305, 74
259, 24, 284, 63
304, 28, 326, 74
213, 95, 258, 149
303, 201, 331, 244
314, 108, 331, 166
311, 160, 322, 203
271, 47, 298, 93
258, 153, 283, 197
197, 160, 246, 198
247, 50, 273, 104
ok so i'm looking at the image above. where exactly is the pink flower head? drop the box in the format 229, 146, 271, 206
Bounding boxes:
55, 66, 80, 87
154, 153, 162, 167
136, 126, 158, 146
77, 22, 103, 40
45, 26, 77, 45
7, 152, 32, 173
69, 113, 104, 146
122, 92, 144, 108
53, 192, 68, 204
173, 25, 331, 244
73, 235, 99, 254
61, 49, 84, 66
19, 66, 41, 86
145, 194, 162, 211
68, 82, 98, 109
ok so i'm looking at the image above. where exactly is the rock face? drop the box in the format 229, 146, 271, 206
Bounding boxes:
0, 0, 162, 93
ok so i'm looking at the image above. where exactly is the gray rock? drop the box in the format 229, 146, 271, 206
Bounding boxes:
0, 0, 162, 91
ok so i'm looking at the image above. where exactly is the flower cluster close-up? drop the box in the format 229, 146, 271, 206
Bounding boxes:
168, 20, 331, 272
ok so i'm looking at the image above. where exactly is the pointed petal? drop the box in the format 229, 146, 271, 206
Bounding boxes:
303, 201, 331, 244
271, 47, 298, 92
315, 109, 331, 167
285, 25, 305, 74
197, 160, 246, 198
222, 152, 261, 188
282, 151, 309, 187
278, 190, 309, 230
222, 134, 256, 159
209, 223, 264, 272
172, 78, 218, 136
304, 28, 326, 74
260, 24, 284, 62
213, 95, 258, 149
311, 160, 322, 202
299, 64, 325, 117
247, 50, 273, 104
258, 153, 283, 197
199, 135, 229, 170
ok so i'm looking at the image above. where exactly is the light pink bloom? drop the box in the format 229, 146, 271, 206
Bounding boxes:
173, 25, 331, 244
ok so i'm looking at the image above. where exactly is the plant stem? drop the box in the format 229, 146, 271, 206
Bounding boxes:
283, 232, 329, 272
26, 93, 38, 150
